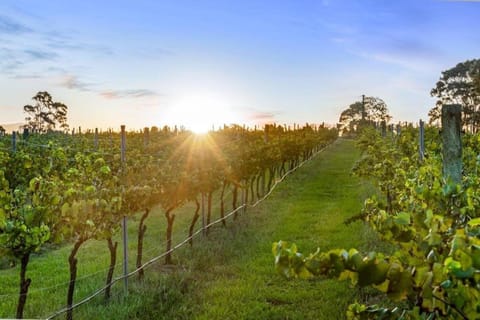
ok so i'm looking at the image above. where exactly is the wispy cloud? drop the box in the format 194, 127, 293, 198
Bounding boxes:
24, 49, 57, 60
58, 74, 160, 100
59, 75, 94, 92
0, 15, 31, 34
100, 89, 160, 99
0, 13, 113, 77
11, 74, 43, 80
244, 109, 279, 123
361, 35, 445, 71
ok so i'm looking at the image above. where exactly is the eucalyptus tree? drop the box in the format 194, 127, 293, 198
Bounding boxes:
430, 59, 480, 131
338, 96, 391, 134
23, 91, 69, 133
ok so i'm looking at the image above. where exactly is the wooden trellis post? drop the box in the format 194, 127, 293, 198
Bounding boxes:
419, 120, 425, 161
441, 105, 462, 184
120, 125, 128, 295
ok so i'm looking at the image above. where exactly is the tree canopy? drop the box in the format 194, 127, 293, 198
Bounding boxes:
429, 59, 480, 131
338, 96, 391, 134
23, 92, 69, 133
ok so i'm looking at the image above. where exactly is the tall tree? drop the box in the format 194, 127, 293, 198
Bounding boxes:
338, 96, 391, 134
23, 91, 69, 133
430, 59, 480, 131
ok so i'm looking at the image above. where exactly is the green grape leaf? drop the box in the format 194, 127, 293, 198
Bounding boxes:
394, 212, 410, 225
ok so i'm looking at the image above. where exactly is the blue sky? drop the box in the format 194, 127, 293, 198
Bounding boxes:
1, 0, 479, 131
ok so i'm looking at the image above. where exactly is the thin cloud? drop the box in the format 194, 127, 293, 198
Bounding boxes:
100, 89, 160, 99
245, 109, 279, 123
58, 74, 160, 101
357, 37, 445, 72
0, 13, 113, 78
11, 74, 43, 80
59, 75, 94, 92
24, 49, 58, 61
332, 26, 445, 71
0, 15, 31, 34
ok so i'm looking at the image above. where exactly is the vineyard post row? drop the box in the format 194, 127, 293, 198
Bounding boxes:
395, 104, 462, 181
374, 107, 461, 179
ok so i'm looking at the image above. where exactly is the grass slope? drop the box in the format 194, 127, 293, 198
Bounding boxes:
0, 139, 375, 319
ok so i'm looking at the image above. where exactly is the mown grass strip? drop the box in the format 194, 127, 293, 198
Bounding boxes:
178, 138, 374, 320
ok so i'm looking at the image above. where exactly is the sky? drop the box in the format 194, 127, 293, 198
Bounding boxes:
1, 0, 480, 132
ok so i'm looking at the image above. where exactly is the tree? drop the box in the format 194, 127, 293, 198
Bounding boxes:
23, 91, 69, 133
430, 59, 480, 131
338, 96, 391, 134
0, 125, 5, 136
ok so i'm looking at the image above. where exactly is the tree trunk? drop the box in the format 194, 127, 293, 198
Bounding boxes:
67, 239, 85, 320
105, 238, 118, 300
165, 209, 176, 265
189, 198, 200, 246
136, 208, 150, 280
16, 253, 31, 319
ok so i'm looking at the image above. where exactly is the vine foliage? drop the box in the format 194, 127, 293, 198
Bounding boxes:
274, 127, 480, 319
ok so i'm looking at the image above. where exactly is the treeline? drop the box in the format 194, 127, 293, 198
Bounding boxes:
337, 58, 480, 135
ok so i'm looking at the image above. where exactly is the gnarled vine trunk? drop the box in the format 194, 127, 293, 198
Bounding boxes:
189, 198, 200, 246
67, 238, 86, 320
206, 191, 213, 234
165, 208, 176, 265
219, 181, 227, 227
136, 208, 150, 280
16, 253, 31, 319
105, 238, 118, 300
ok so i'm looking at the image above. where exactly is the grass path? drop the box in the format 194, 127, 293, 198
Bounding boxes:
179, 138, 373, 320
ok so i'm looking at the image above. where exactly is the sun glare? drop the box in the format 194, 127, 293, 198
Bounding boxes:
165, 91, 240, 134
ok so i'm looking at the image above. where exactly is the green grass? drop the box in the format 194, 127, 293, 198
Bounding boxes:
0, 139, 381, 319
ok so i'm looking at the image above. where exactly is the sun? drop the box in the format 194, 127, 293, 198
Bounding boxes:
165, 91, 240, 134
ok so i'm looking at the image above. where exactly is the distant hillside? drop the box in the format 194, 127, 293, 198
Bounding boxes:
0, 123, 24, 133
